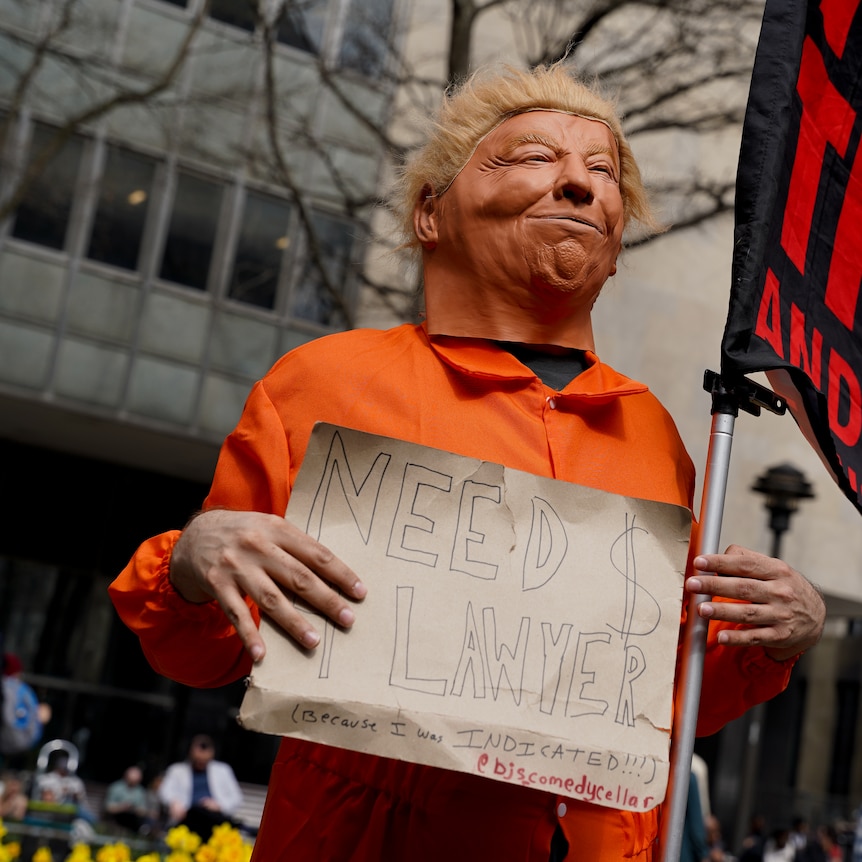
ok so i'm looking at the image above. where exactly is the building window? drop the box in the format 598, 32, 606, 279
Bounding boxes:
290, 211, 354, 327
159, 171, 223, 290
209, 0, 258, 33
339, 0, 394, 77
228, 190, 293, 310
275, 0, 326, 53
11, 123, 83, 251
87, 145, 157, 271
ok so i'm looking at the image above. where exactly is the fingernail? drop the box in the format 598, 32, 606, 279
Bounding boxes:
700, 603, 714, 618
339, 608, 356, 626
687, 577, 702, 592
352, 580, 367, 599
250, 644, 264, 663
303, 630, 321, 648
693, 556, 707, 569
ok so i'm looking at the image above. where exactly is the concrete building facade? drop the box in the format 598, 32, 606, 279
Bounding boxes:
0, 0, 402, 782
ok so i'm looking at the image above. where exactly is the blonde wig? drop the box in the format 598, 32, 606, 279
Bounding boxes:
396, 62, 662, 251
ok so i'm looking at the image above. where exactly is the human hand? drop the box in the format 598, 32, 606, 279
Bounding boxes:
169, 509, 367, 661
684, 544, 826, 662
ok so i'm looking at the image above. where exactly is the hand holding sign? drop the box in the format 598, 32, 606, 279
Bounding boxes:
170, 508, 367, 660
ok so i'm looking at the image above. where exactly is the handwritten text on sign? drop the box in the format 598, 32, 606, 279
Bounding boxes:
239, 424, 691, 811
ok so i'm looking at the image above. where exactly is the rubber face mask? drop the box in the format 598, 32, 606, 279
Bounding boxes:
414, 111, 625, 349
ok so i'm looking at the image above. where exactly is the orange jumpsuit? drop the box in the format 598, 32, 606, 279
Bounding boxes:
109, 323, 795, 861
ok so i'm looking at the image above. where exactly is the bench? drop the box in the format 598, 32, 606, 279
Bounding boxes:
89, 778, 267, 840
83, 778, 266, 833
4, 777, 267, 854
3, 816, 161, 858
235, 781, 268, 833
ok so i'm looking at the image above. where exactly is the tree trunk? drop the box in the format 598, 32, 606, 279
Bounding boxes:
448, 0, 477, 85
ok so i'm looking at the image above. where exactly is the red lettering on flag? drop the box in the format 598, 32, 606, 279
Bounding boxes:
789, 304, 823, 388
726, 0, 862, 513
825, 149, 862, 330
755, 269, 785, 357
781, 38, 856, 275
828, 348, 862, 446
821, 0, 862, 56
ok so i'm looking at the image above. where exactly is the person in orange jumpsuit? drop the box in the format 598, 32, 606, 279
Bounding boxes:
109, 63, 825, 861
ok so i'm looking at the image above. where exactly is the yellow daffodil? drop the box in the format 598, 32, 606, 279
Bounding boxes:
192, 846, 216, 862
165, 826, 201, 855
0, 839, 21, 862
0, 820, 253, 862
95, 843, 132, 862
207, 825, 240, 849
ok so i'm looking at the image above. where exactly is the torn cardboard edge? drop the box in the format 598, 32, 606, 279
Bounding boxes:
239, 423, 691, 812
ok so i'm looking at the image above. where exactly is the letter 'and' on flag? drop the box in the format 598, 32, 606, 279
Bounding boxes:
723, 0, 862, 515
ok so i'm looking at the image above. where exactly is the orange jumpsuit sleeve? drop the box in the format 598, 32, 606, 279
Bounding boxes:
108, 378, 290, 689
695, 609, 797, 736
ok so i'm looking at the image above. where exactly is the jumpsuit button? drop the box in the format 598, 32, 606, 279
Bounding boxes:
557, 802, 567, 818
547, 396, 557, 409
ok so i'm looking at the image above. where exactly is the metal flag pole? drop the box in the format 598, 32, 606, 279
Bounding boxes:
658, 371, 786, 862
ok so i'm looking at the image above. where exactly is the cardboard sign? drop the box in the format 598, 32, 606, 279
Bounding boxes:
239, 423, 691, 811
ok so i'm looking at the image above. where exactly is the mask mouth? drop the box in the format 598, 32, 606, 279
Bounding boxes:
430, 108, 617, 200
531, 214, 602, 234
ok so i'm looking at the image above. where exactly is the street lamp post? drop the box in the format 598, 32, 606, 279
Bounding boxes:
751, 463, 815, 559
732, 463, 815, 851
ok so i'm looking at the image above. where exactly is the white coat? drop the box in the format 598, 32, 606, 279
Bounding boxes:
158, 759, 243, 821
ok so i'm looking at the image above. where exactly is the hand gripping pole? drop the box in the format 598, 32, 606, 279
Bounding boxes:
658, 371, 785, 862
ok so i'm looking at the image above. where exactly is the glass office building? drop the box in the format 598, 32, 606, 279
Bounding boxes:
0, 0, 400, 783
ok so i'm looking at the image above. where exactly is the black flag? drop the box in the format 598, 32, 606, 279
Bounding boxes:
722, 0, 862, 515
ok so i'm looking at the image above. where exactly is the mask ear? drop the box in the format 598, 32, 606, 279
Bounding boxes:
413, 184, 439, 249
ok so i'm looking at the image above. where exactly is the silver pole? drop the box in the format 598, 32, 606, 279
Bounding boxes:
659, 409, 737, 862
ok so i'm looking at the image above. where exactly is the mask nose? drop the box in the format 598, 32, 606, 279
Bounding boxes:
556, 154, 593, 203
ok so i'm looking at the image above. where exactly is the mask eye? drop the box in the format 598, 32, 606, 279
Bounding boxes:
524, 152, 555, 164
588, 161, 618, 181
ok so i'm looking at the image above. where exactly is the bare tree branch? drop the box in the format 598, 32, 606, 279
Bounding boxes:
448, 0, 511, 83
0, 0, 76, 157
260, 17, 355, 329
0, 0, 212, 221
0, 0, 766, 329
